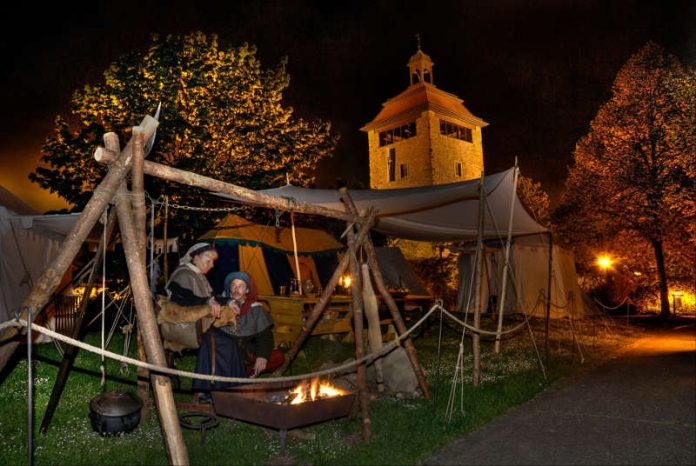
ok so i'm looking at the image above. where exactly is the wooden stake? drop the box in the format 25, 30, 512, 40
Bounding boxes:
339, 188, 432, 399
272, 208, 377, 376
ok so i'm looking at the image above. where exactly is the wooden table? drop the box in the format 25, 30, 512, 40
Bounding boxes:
258, 293, 431, 346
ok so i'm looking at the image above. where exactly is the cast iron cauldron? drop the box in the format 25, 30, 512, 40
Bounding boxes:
89, 390, 142, 435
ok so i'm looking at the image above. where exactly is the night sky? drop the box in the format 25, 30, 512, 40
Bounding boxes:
0, 0, 693, 212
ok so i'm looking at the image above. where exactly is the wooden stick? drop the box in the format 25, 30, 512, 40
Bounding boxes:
96, 150, 361, 225
129, 128, 153, 421
272, 208, 377, 376
0, 115, 159, 374
345, 205, 372, 441
39, 208, 118, 433
114, 182, 188, 465
339, 188, 432, 399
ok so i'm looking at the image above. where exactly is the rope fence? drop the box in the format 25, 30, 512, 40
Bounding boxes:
1, 299, 538, 385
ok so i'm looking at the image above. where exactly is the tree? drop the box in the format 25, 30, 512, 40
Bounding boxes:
30, 32, 338, 238
555, 42, 696, 317
517, 174, 551, 227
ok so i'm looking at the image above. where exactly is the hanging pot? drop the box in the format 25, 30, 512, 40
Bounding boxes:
89, 390, 143, 436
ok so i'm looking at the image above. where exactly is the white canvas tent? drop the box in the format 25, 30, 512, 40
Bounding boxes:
217, 167, 597, 318
0, 189, 80, 324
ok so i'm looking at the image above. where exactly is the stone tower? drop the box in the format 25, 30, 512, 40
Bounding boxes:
362, 46, 488, 189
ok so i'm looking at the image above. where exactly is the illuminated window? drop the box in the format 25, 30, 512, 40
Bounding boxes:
440, 120, 473, 142
379, 122, 416, 147
388, 149, 396, 182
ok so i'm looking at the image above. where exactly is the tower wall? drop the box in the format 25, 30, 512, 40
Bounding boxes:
429, 114, 484, 184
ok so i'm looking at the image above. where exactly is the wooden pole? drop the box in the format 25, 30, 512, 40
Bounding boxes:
272, 208, 377, 376
472, 173, 486, 387
112, 131, 188, 465
114, 180, 188, 465
163, 197, 169, 284
345, 211, 372, 441
0, 115, 159, 374
545, 233, 554, 371
339, 188, 432, 399
39, 208, 118, 433
129, 129, 153, 422
95, 152, 362, 225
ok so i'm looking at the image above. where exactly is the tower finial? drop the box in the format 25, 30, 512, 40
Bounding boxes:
416, 33, 421, 50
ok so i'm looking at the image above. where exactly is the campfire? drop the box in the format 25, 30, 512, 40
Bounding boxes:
287, 379, 348, 405
212, 379, 356, 451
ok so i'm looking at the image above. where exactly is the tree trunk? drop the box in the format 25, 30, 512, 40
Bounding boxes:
651, 238, 671, 318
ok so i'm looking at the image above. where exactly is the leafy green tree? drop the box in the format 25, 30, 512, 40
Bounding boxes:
30, 32, 338, 239
555, 42, 695, 317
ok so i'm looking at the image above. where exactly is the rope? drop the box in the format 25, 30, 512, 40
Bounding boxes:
593, 296, 629, 311
1, 304, 435, 384
3, 298, 541, 386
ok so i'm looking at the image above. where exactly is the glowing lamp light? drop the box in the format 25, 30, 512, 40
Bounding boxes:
596, 255, 613, 270
342, 275, 352, 288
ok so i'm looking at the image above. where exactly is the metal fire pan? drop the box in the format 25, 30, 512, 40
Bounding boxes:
212, 381, 355, 431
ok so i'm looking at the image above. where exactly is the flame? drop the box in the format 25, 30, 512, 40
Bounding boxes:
289, 379, 347, 405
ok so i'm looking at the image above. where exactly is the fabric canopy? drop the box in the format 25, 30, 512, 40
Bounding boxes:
0, 205, 80, 323
199, 213, 344, 254
216, 168, 548, 241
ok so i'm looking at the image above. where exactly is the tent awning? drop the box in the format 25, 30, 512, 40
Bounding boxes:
214, 168, 548, 241
200, 213, 344, 254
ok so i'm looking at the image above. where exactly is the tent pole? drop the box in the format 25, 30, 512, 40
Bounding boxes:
290, 212, 303, 295
494, 163, 519, 353
545, 233, 554, 370
272, 208, 377, 376
339, 188, 432, 399
472, 172, 486, 387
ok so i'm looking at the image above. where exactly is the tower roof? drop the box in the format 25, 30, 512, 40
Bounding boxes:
361, 82, 489, 132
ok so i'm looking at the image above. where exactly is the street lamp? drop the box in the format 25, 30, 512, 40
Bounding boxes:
596, 254, 614, 271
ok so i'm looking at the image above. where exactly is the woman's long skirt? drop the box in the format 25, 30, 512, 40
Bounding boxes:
192, 327, 247, 391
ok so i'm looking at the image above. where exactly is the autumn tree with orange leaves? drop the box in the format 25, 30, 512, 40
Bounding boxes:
555, 42, 695, 317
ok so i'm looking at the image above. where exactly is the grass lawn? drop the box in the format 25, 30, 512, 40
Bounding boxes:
0, 314, 639, 465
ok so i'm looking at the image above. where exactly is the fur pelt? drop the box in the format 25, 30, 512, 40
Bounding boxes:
156, 296, 237, 352
156, 296, 237, 330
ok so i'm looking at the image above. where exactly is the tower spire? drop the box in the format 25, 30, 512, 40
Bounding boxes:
408, 38, 434, 86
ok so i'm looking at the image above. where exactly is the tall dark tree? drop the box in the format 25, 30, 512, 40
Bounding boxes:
555, 42, 695, 317
30, 32, 338, 238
